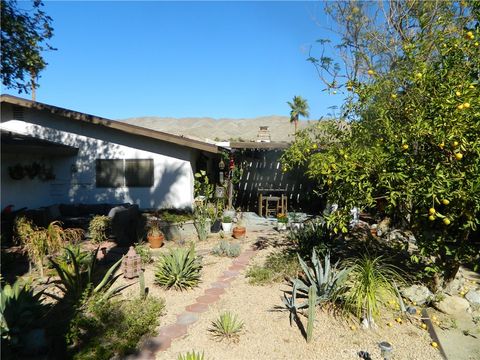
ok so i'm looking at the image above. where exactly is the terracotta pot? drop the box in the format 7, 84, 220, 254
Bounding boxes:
370, 228, 378, 237
232, 226, 246, 239
147, 234, 164, 248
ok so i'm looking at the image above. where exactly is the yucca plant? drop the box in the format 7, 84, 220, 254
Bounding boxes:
209, 312, 244, 342
49, 247, 130, 303
155, 246, 202, 290
177, 351, 205, 360
293, 250, 348, 305
341, 254, 404, 328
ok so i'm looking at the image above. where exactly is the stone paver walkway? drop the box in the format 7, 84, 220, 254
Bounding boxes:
127, 247, 258, 359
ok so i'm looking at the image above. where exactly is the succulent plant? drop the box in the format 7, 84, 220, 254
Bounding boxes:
211, 240, 241, 258
293, 250, 348, 305
177, 351, 205, 360
306, 285, 317, 343
209, 312, 244, 342
155, 246, 202, 290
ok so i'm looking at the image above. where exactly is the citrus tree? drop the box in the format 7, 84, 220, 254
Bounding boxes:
282, 1, 480, 287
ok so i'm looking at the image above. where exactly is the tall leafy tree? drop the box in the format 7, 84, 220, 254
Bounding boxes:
1, 0, 55, 95
287, 95, 310, 135
283, 0, 480, 288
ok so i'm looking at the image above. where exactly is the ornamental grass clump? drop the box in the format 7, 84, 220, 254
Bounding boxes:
341, 254, 404, 328
155, 246, 202, 290
209, 312, 244, 342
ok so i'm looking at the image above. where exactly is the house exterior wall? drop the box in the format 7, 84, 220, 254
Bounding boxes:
1, 104, 198, 210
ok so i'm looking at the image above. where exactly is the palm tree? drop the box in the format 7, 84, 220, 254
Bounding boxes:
287, 96, 309, 135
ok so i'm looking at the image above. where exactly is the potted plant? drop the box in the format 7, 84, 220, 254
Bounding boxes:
147, 221, 164, 248
221, 215, 233, 232
277, 213, 288, 231
232, 215, 246, 240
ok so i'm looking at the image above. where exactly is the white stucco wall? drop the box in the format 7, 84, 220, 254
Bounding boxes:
1, 104, 199, 210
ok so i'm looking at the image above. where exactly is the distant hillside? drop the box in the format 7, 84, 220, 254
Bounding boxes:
121, 116, 319, 142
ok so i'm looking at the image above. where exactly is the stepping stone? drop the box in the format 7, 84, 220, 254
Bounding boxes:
185, 302, 209, 313
217, 276, 235, 283
223, 270, 239, 277
176, 312, 199, 326
158, 324, 188, 340
205, 287, 225, 296
210, 281, 230, 289
142, 334, 172, 352
196, 294, 220, 304
229, 264, 245, 271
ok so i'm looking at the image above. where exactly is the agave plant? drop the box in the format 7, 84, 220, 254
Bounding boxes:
0, 279, 49, 345
49, 246, 131, 303
155, 246, 202, 290
292, 250, 348, 305
209, 312, 244, 342
177, 351, 205, 360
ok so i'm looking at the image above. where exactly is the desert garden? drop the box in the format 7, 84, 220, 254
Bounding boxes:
2, 1, 480, 360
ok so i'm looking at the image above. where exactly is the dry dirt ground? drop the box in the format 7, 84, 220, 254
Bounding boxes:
113, 230, 443, 360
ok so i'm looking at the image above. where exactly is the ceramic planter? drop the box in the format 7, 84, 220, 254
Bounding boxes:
222, 222, 233, 232
147, 234, 164, 248
232, 226, 246, 239
277, 222, 288, 231
290, 222, 303, 230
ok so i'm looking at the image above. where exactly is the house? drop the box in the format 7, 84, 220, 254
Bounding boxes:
0, 95, 221, 211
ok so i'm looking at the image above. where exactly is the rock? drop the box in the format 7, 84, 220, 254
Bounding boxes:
385, 229, 416, 243
444, 278, 466, 295
434, 295, 470, 314
465, 289, 480, 306
401, 285, 433, 305
377, 218, 391, 236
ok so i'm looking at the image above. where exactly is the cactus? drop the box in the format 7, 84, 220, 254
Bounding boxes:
306, 285, 316, 343
139, 270, 146, 299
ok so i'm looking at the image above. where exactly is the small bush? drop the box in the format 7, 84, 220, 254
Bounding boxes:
211, 240, 241, 258
209, 312, 244, 342
134, 242, 153, 264
155, 246, 202, 290
88, 216, 111, 243
69, 296, 165, 359
246, 251, 299, 285
178, 351, 205, 360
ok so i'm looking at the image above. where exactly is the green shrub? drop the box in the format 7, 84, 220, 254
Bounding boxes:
340, 254, 404, 328
178, 351, 205, 360
287, 220, 333, 259
155, 246, 202, 290
134, 242, 153, 264
69, 296, 165, 359
246, 251, 299, 285
88, 216, 111, 244
211, 240, 241, 258
209, 312, 244, 342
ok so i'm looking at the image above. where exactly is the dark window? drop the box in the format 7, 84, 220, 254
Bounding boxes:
96, 159, 124, 187
96, 159, 154, 188
125, 159, 154, 187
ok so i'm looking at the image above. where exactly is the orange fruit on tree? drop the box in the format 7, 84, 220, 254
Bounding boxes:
443, 218, 451, 225
442, 199, 450, 205
455, 153, 463, 160
429, 208, 436, 215
428, 215, 436, 221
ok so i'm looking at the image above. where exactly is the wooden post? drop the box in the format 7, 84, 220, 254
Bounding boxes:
258, 193, 263, 217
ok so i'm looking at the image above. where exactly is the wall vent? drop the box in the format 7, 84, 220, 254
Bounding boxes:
12, 106, 25, 121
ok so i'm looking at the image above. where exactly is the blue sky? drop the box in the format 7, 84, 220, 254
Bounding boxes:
5, 1, 344, 120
